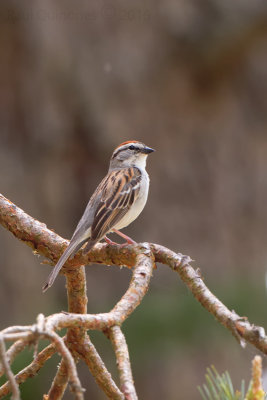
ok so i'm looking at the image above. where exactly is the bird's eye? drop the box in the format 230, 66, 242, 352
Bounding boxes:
129, 145, 135, 150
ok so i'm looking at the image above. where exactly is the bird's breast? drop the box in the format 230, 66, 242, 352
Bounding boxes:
114, 170, 150, 230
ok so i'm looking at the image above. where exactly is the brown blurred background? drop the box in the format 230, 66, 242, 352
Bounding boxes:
1, 0, 267, 398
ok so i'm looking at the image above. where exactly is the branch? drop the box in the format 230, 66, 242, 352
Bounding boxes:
109, 326, 137, 400
0, 343, 56, 397
46, 265, 88, 398
151, 244, 267, 352
1, 192, 267, 399
0, 193, 137, 272
46, 361, 69, 400
77, 336, 124, 400
47, 253, 121, 399
45, 244, 154, 333
0, 339, 28, 378
43, 331, 84, 400
0, 336, 20, 400
0, 315, 84, 400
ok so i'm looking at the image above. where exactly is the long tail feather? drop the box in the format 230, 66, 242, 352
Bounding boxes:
42, 238, 89, 292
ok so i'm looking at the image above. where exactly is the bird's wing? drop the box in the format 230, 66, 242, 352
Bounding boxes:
42, 167, 141, 292
90, 167, 142, 240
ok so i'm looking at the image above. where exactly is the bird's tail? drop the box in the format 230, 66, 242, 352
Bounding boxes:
42, 239, 89, 292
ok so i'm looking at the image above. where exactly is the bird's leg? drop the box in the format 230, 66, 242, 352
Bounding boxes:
112, 229, 136, 245
104, 236, 119, 245
104, 230, 136, 246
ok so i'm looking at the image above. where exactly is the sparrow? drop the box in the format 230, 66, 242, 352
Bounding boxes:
42, 140, 155, 292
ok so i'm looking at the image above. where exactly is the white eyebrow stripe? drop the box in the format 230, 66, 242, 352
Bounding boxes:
112, 143, 143, 158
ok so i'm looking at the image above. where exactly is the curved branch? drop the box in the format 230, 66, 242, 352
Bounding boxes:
45, 245, 154, 332
151, 244, 267, 352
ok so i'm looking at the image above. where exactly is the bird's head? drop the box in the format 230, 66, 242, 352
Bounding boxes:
109, 141, 155, 170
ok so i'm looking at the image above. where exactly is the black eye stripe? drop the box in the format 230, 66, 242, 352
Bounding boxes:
129, 145, 136, 150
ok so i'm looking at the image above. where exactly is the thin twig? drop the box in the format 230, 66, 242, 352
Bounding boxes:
0, 336, 20, 400
151, 244, 267, 350
2, 326, 33, 335
109, 326, 137, 400
41, 331, 84, 400
0, 319, 84, 400
2, 332, 33, 342
0, 339, 28, 378
0, 342, 56, 398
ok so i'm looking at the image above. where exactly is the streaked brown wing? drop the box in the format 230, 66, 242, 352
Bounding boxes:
91, 167, 141, 240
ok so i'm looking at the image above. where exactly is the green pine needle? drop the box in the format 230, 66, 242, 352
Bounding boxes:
198, 366, 245, 400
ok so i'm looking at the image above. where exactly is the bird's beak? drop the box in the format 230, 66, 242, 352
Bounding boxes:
143, 146, 155, 154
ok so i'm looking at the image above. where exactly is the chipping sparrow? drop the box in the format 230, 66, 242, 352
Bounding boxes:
42, 140, 155, 292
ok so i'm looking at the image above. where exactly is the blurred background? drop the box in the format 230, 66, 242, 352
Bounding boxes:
1, 0, 267, 398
